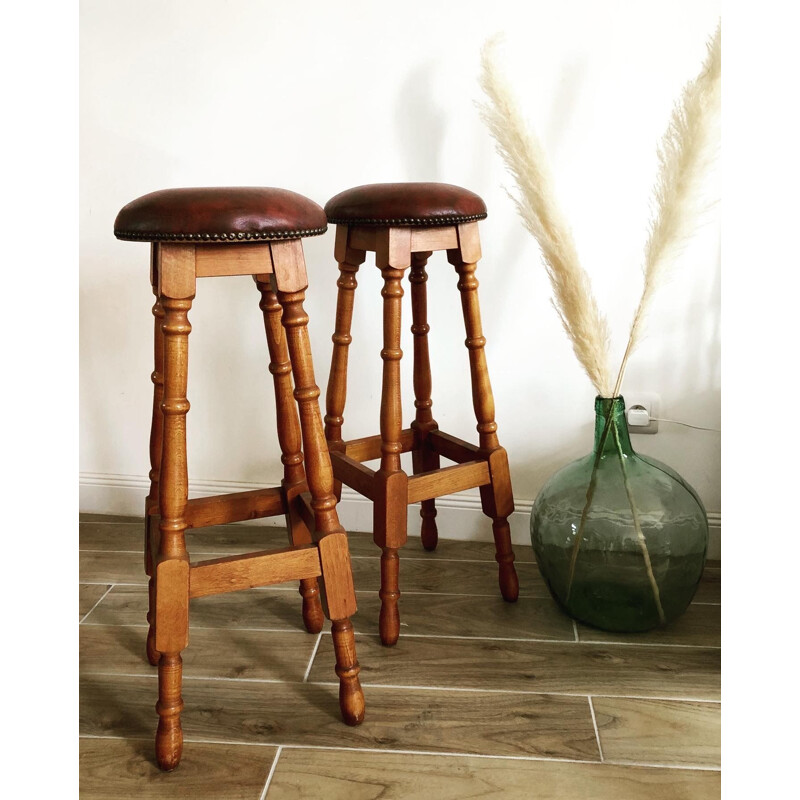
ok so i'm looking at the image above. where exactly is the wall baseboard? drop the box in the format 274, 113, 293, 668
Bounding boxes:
80, 472, 721, 560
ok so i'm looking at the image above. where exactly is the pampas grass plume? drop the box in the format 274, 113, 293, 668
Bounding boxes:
478, 35, 613, 398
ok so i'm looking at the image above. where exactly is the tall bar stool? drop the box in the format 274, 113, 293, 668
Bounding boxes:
114, 187, 365, 771
323, 182, 519, 646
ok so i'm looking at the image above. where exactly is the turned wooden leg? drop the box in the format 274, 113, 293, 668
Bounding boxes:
145, 253, 164, 666
275, 272, 364, 725
331, 618, 365, 725
154, 287, 193, 770
449, 231, 519, 602
374, 260, 409, 646
324, 228, 365, 500
257, 278, 323, 634
409, 252, 440, 552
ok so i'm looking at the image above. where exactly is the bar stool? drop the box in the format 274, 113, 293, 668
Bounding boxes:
114, 187, 365, 771
322, 182, 519, 646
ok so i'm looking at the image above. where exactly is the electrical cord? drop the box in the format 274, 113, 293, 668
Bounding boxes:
651, 417, 720, 433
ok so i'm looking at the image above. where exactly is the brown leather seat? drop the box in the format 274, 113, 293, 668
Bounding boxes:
114, 187, 327, 243
324, 182, 487, 227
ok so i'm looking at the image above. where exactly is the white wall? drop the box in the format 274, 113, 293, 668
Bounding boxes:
80, 0, 721, 553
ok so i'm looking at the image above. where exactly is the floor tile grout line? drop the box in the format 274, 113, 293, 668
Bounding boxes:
303, 633, 323, 682
79, 619, 720, 649
78, 619, 719, 648
258, 745, 282, 800
348, 631, 721, 649
78, 672, 720, 703
304, 680, 722, 703
588, 696, 605, 761
76, 579, 720, 605
77, 733, 720, 771
82, 621, 321, 636
77, 546, 536, 565
79, 584, 115, 624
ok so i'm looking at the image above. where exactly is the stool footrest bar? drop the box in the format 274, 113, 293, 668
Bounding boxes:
407, 460, 490, 504
189, 544, 322, 598
182, 487, 285, 529
330, 452, 377, 500
428, 429, 481, 464
343, 428, 415, 462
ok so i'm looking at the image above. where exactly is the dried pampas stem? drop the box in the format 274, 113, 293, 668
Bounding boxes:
613, 24, 721, 396
478, 35, 613, 398
479, 24, 720, 624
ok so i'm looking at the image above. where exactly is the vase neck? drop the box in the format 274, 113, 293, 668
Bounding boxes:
594, 396, 634, 457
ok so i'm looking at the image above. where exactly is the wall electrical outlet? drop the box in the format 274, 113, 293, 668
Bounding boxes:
624, 391, 660, 434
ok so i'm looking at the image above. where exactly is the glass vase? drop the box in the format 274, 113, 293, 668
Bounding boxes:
530, 396, 708, 632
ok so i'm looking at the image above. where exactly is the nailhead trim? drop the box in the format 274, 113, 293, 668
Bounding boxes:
114, 225, 327, 242
325, 213, 487, 227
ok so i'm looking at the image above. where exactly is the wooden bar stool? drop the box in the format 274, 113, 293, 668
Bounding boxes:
114, 187, 365, 771
323, 182, 519, 646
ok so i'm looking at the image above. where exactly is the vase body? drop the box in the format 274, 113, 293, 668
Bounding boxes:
530, 397, 708, 632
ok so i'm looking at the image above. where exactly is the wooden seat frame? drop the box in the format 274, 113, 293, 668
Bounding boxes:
324, 221, 519, 647
143, 239, 364, 771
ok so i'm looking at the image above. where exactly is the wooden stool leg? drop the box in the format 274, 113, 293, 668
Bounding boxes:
409, 252, 440, 552
145, 265, 165, 666
256, 278, 324, 634
374, 260, 409, 646
449, 232, 519, 603
276, 278, 365, 725
324, 228, 365, 500
154, 292, 193, 770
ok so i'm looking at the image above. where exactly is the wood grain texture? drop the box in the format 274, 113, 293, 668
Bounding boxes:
695, 567, 720, 604
309, 634, 720, 700
80, 584, 111, 620
578, 603, 721, 647
324, 243, 363, 450
79, 738, 277, 799
80, 674, 600, 760
79, 519, 538, 562
267, 748, 720, 800
81, 584, 310, 632
350, 591, 574, 641
80, 625, 318, 682
183, 487, 285, 529
406, 460, 490, 504
79, 546, 545, 590
348, 556, 545, 598
80, 520, 291, 554
592, 696, 720, 767
189, 546, 322, 598
195, 241, 273, 277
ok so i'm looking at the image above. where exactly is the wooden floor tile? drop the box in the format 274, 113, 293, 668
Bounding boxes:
577, 603, 721, 647
80, 584, 110, 620
78, 516, 536, 563
385, 533, 535, 563
592, 696, 720, 767
81, 513, 142, 523
80, 737, 276, 799
80, 625, 319, 682
80, 550, 146, 585
80, 519, 293, 555
266, 748, 720, 800
80, 674, 600, 761
352, 591, 574, 641
83, 584, 307, 631
309, 634, 720, 700
350, 556, 546, 597
694, 568, 720, 604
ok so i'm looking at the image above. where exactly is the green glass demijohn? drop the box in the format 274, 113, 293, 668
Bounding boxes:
530, 396, 708, 632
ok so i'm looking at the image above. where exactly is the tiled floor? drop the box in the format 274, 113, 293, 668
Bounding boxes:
79, 514, 721, 799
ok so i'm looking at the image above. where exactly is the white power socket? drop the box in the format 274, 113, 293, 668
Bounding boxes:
624, 391, 660, 435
